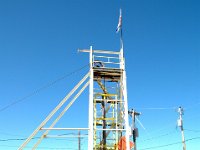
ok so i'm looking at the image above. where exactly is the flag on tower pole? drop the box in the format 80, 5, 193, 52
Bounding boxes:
116, 9, 122, 33
116, 9, 124, 55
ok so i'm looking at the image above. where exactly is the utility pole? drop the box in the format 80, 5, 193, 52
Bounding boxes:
128, 109, 141, 150
177, 106, 186, 150
78, 131, 81, 150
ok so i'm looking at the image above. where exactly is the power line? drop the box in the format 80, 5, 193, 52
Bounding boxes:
0, 64, 89, 113
0, 132, 88, 142
185, 129, 200, 132
139, 131, 176, 142
1, 136, 199, 150
135, 107, 177, 110
139, 141, 181, 150
135, 101, 200, 111
0, 137, 82, 149
139, 136, 200, 150
0, 144, 75, 149
0, 137, 39, 142
186, 136, 200, 142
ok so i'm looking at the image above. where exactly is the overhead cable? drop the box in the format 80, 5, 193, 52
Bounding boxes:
185, 129, 200, 132
139, 131, 176, 142
136, 101, 200, 111
135, 107, 177, 110
139, 136, 200, 150
0, 64, 89, 113
0, 144, 75, 149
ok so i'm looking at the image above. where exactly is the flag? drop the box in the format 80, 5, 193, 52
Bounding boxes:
116, 9, 122, 33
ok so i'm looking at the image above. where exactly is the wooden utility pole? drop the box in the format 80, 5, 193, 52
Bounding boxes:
128, 109, 141, 150
177, 106, 186, 150
78, 131, 81, 150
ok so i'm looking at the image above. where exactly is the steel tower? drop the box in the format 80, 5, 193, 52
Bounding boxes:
18, 46, 131, 150
80, 46, 130, 150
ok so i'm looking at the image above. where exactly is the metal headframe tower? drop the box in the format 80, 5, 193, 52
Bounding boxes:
19, 9, 130, 150
18, 46, 131, 150
79, 45, 130, 150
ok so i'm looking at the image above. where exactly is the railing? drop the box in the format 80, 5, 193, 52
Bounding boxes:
93, 55, 121, 69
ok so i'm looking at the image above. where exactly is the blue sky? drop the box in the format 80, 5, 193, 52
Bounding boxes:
0, 0, 199, 149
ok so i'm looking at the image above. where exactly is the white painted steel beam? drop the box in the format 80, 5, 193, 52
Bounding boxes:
95, 129, 126, 131
88, 46, 94, 150
79, 49, 120, 55
46, 135, 88, 138
18, 72, 89, 150
41, 128, 89, 130
120, 46, 130, 150
32, 81, 90, 149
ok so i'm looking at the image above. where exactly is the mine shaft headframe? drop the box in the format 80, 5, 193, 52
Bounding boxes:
79, 46, 130, 150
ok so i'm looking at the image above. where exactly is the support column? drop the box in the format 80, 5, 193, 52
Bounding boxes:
88, 46, 94, 150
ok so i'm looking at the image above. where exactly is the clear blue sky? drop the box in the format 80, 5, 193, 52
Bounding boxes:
0, 0, 199, 149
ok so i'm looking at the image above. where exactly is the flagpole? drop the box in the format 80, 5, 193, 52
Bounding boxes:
116, 8, 124, 62
119, 8, 124, 58
120, 26, 124, 58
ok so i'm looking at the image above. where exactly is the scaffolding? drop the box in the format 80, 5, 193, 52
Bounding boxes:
18, 46, 130, 150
